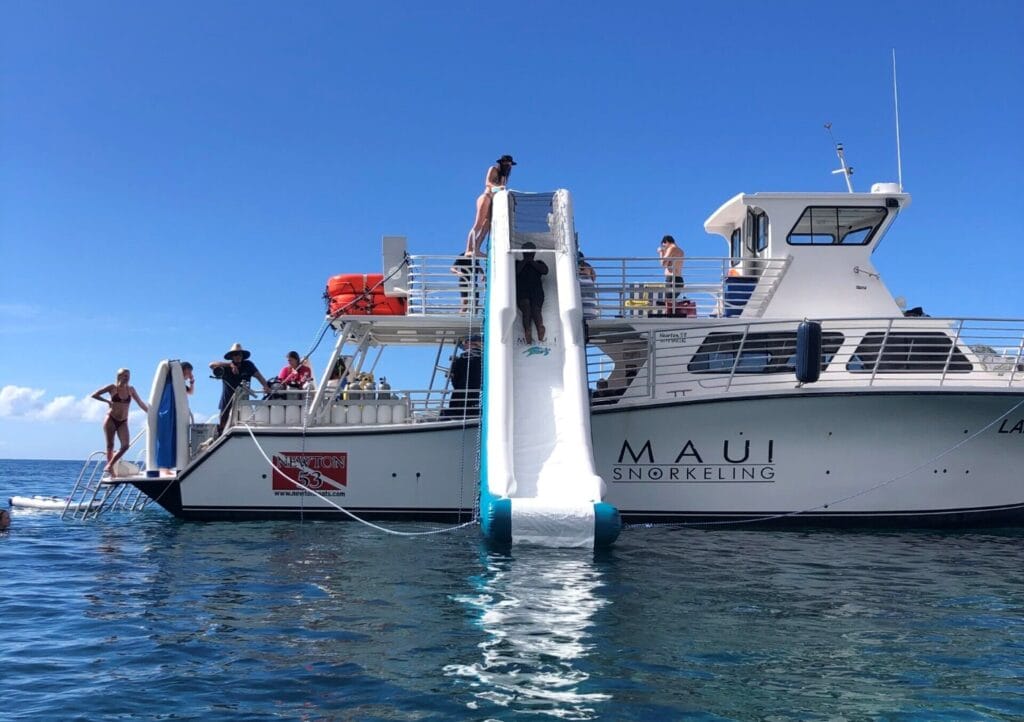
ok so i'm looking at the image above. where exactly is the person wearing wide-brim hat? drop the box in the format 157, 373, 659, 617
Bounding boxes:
464, 154, 517, 256
210, 343, 268, 433
222, 342, 252, 360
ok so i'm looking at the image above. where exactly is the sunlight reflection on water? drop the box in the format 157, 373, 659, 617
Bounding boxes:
447, 551, 611, 720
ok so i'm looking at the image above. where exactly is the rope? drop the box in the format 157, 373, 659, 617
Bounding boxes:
241, 423, 477, 536
302, 256, 413, 364
624, 395, 1024, 530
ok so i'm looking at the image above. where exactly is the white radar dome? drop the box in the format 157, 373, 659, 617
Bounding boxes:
871, 182, 901, 194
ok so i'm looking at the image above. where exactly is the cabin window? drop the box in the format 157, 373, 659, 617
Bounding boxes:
744, 210, 757, 254
730, 228, 742, 266
787, 206, 887, 246
754, 211, 769, 252
846, 332, 973, 373
688, 332, 845, 375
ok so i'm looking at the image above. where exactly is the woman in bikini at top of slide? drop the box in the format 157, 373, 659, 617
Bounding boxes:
464, 154, 516, 256
91, 368, 149, 476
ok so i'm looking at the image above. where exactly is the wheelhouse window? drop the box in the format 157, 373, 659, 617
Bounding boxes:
688, 332, 844, 375
787, 206, 887, 246
754, 211, 769, 252
846, 332, 973, 373
730, 228, 742, 267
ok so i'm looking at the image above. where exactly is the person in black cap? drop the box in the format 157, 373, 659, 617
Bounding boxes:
465, 155, 516, 256
210, 343, 269, 433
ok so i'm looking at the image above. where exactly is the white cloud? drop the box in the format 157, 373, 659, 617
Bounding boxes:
0, 385, 109, 423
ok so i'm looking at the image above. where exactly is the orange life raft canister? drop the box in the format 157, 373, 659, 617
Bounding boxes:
325, 273, 406, 316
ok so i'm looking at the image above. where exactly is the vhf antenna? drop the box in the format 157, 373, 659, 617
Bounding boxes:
825, 122, 854, 193
892, 48, 904, 191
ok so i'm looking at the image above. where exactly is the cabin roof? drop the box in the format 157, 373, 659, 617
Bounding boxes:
703, 190, 912, 238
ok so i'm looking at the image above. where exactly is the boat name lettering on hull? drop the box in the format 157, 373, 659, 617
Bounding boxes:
998, 419, 1024, 434
272, 452, 347, 496
611, 438, 775, 483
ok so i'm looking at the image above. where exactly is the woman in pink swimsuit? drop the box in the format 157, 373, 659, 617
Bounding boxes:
91, 368, 149, 477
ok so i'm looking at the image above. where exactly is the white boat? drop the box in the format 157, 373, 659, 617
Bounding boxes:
118, 183, 1024, 531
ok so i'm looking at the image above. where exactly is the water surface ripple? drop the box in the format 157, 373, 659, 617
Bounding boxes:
2, 460, 1023, 720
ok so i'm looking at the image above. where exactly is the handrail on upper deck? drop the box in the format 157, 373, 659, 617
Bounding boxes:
405, 253, 791, 319
585, 316, 1024, 405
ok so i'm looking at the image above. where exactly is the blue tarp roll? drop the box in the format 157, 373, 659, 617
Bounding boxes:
156, 374, 176, 468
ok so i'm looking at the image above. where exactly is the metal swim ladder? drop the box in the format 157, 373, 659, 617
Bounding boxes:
62, 443, 151, 521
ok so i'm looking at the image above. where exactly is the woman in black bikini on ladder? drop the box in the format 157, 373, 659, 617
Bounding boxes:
464, 154, 516, 256
91, 368, 149, 477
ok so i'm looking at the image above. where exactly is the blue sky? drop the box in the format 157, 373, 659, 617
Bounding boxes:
2, 1, 1022, 459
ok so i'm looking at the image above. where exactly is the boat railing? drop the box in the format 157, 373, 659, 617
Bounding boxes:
405, 253, 789, 319
584, 256, 790, 320
232, 386, 478, 428
587, 316, 1024, 403
407, 254, 486, 316
233, 388, 316, 426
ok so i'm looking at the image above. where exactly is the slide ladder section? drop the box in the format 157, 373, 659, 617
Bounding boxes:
480, 190, 620, 548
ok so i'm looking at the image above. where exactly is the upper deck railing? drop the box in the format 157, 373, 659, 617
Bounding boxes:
406, 254, 486, 316
404, 254, 790, 318
586, 316, 1024, 403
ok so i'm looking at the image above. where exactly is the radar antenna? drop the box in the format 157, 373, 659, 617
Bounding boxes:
825, 122, 854, 193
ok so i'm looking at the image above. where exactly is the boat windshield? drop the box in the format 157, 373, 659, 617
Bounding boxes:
787, 206, 888, 246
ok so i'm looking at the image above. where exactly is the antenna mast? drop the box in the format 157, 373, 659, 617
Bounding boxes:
825, 122, 854, 193
892, 49, 904, 191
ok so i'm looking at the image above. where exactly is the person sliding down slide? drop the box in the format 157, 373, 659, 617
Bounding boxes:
515, 242, 548, 344
465, 155, 516, 256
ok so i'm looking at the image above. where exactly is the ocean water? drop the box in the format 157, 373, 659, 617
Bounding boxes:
1, 459, 1023, 721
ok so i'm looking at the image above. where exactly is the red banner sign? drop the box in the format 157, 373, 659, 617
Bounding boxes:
271, 452, 348, 494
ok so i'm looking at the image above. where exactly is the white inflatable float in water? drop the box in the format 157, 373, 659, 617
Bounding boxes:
8, 495, 97, 511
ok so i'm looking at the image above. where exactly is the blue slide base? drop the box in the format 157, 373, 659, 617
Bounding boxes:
482, 498, 622, 548
593, 502, 622, 547
481, 498, 513, 546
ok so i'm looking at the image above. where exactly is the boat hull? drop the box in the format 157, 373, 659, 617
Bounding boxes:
133, 391, 1024, 528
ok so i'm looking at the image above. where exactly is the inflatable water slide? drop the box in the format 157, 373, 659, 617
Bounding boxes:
479, 190, 621, 548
